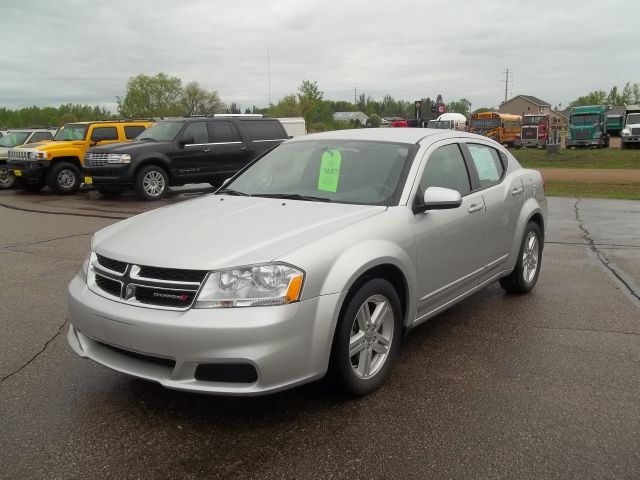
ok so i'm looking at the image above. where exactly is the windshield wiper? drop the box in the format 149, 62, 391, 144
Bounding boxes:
216, 188, 251, 196
253, 193, 332, 202
137, 137, 157, 142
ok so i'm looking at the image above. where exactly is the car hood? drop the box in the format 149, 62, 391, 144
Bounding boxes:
30, 140, 85, 151
94, 195, 386, 270
90, 140, 172, 154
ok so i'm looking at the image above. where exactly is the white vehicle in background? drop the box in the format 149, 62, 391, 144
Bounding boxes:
426, 113, 467, 131
277, 117, 306, 137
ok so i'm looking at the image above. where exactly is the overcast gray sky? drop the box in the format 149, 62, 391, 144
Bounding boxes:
1, 0, 637, 113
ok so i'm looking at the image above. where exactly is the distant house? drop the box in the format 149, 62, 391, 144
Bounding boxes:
333, 111, 369, 125
500, 95, 567, 128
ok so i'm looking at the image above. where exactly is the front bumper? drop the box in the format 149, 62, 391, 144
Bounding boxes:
565, 139, 602, 147
520, 139, 542, 147
83, 165, 133, 186
621, 136, 640, 144
67, 274, 344, 395
7, 160, 49, 181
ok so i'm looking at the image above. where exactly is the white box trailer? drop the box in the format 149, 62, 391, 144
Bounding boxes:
277, 117, 306, 137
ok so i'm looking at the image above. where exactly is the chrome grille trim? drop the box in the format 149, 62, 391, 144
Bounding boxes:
84, 152, 110, 168
8, 150, 31, 161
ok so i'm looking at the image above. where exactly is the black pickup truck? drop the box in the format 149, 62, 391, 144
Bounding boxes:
83, 116, 289, 200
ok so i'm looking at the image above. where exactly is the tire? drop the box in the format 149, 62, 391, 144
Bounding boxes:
500, 221, 543, 294
134, 165, 168, 201
331, 278, 402, 396
47, 162, 81, 194
0, 166, 15, 189
97, 188, 125, 198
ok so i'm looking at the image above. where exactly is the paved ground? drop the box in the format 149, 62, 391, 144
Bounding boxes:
1, 188, 639, 479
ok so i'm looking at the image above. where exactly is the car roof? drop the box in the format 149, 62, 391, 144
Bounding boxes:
288, 128, 490, 145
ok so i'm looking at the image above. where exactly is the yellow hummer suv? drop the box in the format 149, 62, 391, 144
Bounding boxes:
7, 120, 152, 194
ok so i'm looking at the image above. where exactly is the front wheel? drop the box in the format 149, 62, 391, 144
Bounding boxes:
47, 162, 81, 194
135, 165, 168, 200
500, 221, 543, 294
0, 166, 15, 189
331, 278, 402, 396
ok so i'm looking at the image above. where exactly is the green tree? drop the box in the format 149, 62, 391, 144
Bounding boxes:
226, 102, 241, 114
446, 98, 472, 117
368, 114, 382, 128
181, 82, 225, 115
268, 95, 302, 117
568, 90, 607, 107
606, 86, 621, 106
117, 73, 184, 118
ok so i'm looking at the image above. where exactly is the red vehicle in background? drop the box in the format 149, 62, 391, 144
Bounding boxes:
389, 119, 408, 128
517, 114, 552, 148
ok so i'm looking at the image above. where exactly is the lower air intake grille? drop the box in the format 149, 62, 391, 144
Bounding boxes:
195, 364, 258, 383
99, 341, 176, 368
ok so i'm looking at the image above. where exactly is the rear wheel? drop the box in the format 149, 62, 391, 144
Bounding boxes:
135, 165, 168, 200
500, 221, 543, 294
0, 166, 15, 189
47, 162, 81, 194
331, 278, 402, 396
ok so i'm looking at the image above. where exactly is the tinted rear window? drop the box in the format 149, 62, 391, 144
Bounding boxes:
125, 125, 146, 139
240, 120, 286, 141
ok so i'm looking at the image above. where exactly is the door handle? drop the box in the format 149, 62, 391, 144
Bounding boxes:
468, 203, 483, 213
240, 146, 247, 151
511, 187, 524, 196
203, 148, 211, 153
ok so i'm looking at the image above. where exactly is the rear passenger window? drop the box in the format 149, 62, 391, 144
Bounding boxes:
467, 144, 505, 188
180, 122, 209, 144
240, 120, 286, 141
91, 127, 118, 142
30, 132, 53, 142
210, 122, 241, 142
124, 126, 146, 139
420, 144, 471, 195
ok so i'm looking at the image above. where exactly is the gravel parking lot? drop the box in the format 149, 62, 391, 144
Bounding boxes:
1, 188, 639, 479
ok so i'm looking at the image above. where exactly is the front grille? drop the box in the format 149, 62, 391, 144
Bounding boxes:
134, 286, 196, 308
84, 152, 109, 167
95, 274, 122, 297
522, 127, 537, 139
138, 265, 208, 283
195, 364, 258, 383
574, 130, 590, 139
97, 254, 127, 274
89, 255, 206, 310
632, 128, 640, 135
98, 341, 176, 368
8, 150, 30, 161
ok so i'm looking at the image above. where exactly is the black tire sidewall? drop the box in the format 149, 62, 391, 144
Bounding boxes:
332, 278, 402, 396
516, 222, 543, 292
135, 166, 168, 201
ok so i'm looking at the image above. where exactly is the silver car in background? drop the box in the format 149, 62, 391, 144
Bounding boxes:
67, 128, 547, 396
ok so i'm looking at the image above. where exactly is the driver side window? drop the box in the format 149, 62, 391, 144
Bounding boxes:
181, 122, 209, 144
420, 144, 471, 195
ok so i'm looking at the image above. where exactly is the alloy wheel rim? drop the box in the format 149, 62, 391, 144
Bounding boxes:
349, 294, 394, 379
58, 169, 76, 189
522, 231, 539, 284
143, 171, 165, 197
0, 168, 14, 188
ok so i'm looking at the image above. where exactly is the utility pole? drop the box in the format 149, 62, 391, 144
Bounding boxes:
267, 49, 271, 105
503, 68, 511, 104
354, 87, 357, 106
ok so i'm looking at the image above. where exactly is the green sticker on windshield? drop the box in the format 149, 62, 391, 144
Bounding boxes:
317, 149, 341, 193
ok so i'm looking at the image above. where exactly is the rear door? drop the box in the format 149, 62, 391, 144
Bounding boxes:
239, 119, 287, 157
462, 142, 523, 269
201, 120, 247, 179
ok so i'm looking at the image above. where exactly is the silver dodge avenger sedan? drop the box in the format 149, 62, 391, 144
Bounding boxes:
67, 128, 546, 396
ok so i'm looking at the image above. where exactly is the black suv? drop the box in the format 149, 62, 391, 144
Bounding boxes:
83, 116, 288, 200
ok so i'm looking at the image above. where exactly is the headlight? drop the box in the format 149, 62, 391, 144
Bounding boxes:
78, 235, 94, 283
195, 263, 304, 308
107, 154, 132, 164
27, 151, 46, 160
622, 129, 630, 136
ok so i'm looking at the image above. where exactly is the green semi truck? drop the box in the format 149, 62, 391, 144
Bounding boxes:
565, 105, 610, 148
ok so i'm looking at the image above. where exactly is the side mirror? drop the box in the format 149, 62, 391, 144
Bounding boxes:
413, 186, 462, 213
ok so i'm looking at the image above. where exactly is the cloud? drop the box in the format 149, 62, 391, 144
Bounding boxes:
0, 0, 637, 112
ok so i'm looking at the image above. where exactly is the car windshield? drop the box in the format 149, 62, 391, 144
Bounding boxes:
136, 121, 183, 141
54, 124, 88, 141
223, 140, 413, 206
0, 132, 30, 147
571, 114, 599, 125
523, 116, 546, 125
626, 113, 640, 124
